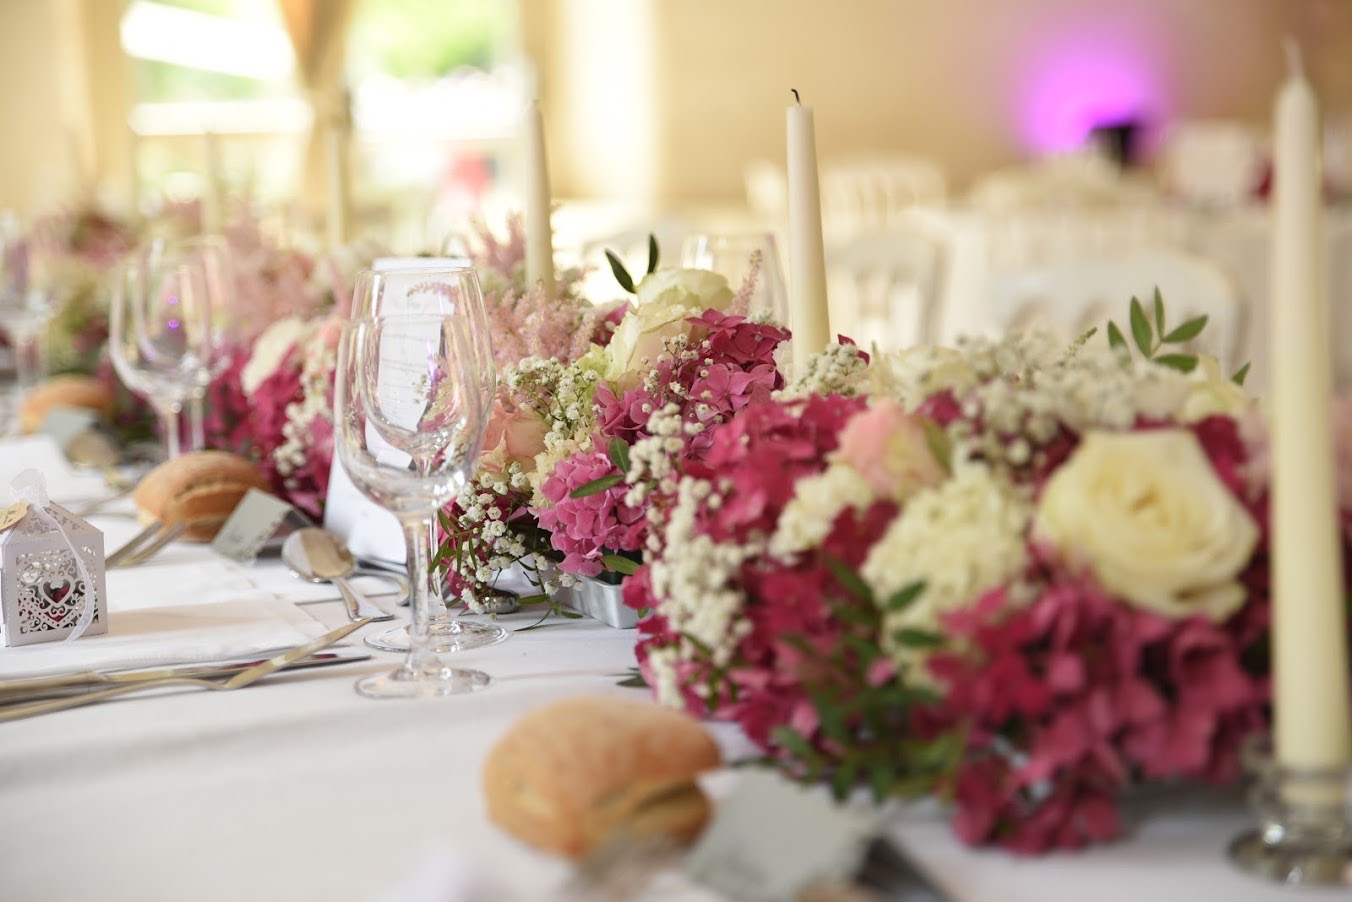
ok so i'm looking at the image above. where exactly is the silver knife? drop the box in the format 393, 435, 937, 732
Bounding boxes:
0, 646, 370, 703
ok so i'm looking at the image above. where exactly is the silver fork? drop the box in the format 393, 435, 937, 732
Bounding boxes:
107, 522, 188, 569
0, 617, 371, 722
105, 521, 162, 567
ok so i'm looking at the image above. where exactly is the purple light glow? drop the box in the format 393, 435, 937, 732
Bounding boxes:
1019, 44, 1158, 155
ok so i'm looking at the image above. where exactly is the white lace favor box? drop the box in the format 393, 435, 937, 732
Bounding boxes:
0, 501, 108, 646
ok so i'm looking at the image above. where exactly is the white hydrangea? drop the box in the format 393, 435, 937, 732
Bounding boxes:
859, 463, 1031, 667
768, 464, 876, 559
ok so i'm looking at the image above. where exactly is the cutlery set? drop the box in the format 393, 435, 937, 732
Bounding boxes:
0, 619, 374, 721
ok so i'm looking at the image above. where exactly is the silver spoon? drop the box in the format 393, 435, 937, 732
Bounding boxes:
282, 527, 394, 622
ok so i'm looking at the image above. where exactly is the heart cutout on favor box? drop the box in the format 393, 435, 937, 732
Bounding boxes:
41, 579, 73, 606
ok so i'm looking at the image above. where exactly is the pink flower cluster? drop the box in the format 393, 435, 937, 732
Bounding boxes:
538, 311, 790, 576
631, 376, 1300, 854
204, 338, 333, 521
628, 394, 873, 741
595, 310, 787, 451
535, 438, 646, 576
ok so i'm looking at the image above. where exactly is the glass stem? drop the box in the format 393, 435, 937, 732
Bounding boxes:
11, 325, 47, 391
402, 515, 440, 674
159, 403, 182, 459
427, 520, 452, 625
188, 392, 206, 451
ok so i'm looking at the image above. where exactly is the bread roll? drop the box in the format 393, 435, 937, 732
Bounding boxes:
132, 451, 269, 542
483, 696, 721, 858
19, 375, 117, 434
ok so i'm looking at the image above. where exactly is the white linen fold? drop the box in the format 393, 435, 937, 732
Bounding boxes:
0, 599, 326, 678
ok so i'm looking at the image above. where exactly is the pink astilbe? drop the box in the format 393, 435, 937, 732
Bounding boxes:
482, 284, 609, 368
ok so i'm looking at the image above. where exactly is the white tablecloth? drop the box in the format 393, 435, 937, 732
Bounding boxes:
0, 468, 1346, 901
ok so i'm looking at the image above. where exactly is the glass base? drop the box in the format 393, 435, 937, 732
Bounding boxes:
364, 619, 510, 654
355, 662, 491, 699
1228, 829, 1352, 885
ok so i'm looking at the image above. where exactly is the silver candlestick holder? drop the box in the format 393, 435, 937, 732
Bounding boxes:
1228, 737, 1352, 886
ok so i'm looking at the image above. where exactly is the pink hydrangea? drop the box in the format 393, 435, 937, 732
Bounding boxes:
535, 441, 646, 576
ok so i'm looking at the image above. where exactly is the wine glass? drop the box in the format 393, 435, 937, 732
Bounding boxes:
109, 251, 211, 460
335, 314, 491, 698
681, 232, 789, 324
348, 266, 508, 654
160, 236, 235, 451
0, 218, 50, 435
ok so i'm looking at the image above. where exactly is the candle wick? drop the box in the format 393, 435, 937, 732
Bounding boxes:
791, 88, 800, 105
1284, 37, 1304, 79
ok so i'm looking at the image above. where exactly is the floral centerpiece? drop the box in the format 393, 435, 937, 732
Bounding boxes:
202, 222, 383, 519
622, 299, 1335, 853
437, 237, 787, 618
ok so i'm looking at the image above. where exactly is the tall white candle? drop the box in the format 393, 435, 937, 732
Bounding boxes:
524, 100, 555, 301
325, 121, 351, 249
786, 91, 831, 376
201, 130, 223, 235
1269, 43, 1352, 786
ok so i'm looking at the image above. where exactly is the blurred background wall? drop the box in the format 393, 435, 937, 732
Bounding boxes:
0, 0, 1348, 223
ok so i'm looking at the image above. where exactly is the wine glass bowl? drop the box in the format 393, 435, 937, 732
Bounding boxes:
109, 253, 211, 459
681, 232, 789, 324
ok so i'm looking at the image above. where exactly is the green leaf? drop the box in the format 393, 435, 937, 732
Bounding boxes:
884, 581, 926, 612
607, 436, 630, 474
1107, 321, 1128, 354
1153, 353, 1198, 374
869, 760, 893, 802
920, 418, 952, 474
569, 473, 625, 499
605, 250, 636, 294
616, 669, 648, 688
601, 553, 640, 575
1162, 315, 1208, 344
515, 593, 549, 606
826, 557, 872, 604
646, 233, 659, 275
1153, 287, 1166, 335
831, 758, 860, 802
1232, 362, 1251, 386
894, 628, 945, 649
771, 726, 819, 766
1129, 297, 1153, 357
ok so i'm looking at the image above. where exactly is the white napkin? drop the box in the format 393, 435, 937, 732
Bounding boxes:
106, 559, 262, 611
0, 599, 326, 678
0, 435, 108, 505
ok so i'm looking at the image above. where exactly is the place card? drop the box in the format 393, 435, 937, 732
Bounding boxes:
685, 771, 879, 900
39, 407, 100, 452
323, 454, 406, 567
211, 489, 295, 563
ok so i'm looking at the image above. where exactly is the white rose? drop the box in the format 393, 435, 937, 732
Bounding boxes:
241, 316, 311, 393
1180, 354, 1254, 422
1035, 429, 1258, 621
604, 303, 700, 389
634, 268, 733, 313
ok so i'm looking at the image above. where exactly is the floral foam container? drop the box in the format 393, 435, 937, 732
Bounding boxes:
555, 575, 637, 629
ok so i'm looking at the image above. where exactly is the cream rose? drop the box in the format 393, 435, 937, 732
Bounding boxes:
479, 398, 548, 475
241, 316, 310, 393
1180, 354, 1254, 422
1035, 429, 1258, 621
634, 268, 734, 312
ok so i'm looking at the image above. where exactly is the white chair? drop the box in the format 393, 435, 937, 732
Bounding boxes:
986, 251, 1245, 369
1159, 120, 1266, 207
826, 229, 944, 352
819, 155, 947, 237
